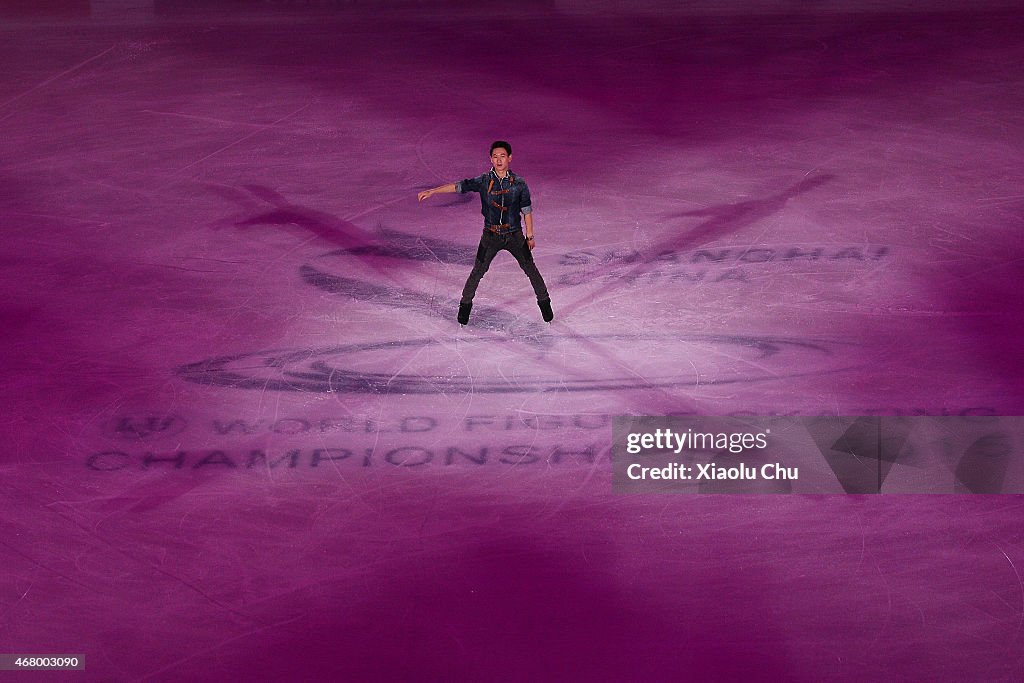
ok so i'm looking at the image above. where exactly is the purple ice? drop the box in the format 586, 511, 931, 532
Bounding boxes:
1, 0, 1023, 680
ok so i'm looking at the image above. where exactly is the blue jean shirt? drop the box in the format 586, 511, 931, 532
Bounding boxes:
456, 169, 533, 234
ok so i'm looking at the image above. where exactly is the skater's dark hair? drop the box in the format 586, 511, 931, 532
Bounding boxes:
490, 140, 512, 156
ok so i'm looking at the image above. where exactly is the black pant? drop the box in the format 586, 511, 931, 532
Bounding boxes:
461, 230, 549, 305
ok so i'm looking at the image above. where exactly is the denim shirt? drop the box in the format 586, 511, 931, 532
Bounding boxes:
456, 169, 533, 234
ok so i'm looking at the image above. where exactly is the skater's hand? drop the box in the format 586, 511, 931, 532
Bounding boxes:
526, 235, 535, 251
417, 189, 433, 202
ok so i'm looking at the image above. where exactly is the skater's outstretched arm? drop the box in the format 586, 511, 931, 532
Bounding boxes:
417, 183, 456, 202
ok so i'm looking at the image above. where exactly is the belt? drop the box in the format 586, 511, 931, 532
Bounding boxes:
486, 223, 512, 233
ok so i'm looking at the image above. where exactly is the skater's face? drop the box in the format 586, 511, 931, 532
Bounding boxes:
490, 148, 511, 175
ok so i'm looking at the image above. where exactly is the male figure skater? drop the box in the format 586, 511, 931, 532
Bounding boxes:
417, 141, 553, 325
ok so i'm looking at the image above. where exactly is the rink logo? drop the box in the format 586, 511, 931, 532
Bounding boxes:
559, 245, 889, 267
177, 228, 878, 395
559, 268, 749, 286
207, 414, 608, 435
103, 415, 188, 440
86, 444, 609, 471
556, 245, 889, 286
176, 334, 856, 394
210, 416, 438, 435
289, 230, 894, 345
312, 229, 887, 270
308, 232, 890, 292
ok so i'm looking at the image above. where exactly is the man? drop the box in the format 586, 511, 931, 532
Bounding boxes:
417, 140, 553, 325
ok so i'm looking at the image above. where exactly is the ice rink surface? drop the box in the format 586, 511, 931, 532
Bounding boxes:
1, 0, 1023, 679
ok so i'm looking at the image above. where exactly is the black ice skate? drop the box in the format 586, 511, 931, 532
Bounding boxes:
538, 298, 553, 322
458, 302, 472, 325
